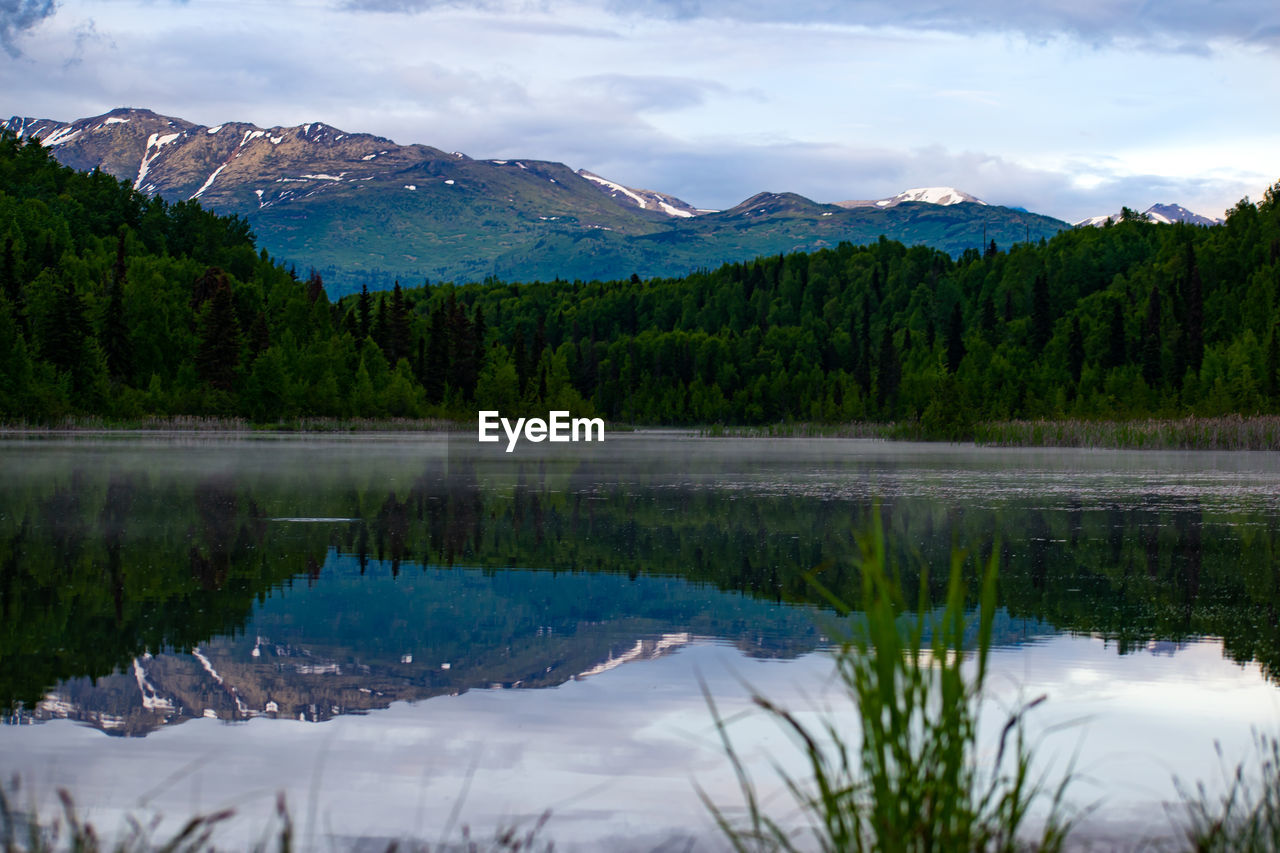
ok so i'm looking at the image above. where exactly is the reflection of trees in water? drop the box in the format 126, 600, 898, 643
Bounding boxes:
3, 459, 1280, 716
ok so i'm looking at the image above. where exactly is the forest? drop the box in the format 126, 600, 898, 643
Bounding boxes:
3, 129, 1280, 433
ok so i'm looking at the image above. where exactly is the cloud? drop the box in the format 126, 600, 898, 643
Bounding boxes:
602, 0, 1280, 52
575, 74, 730, 113
0, 0, 56, 56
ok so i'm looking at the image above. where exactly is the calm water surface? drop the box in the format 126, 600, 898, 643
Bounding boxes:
1, 434, 1278, 850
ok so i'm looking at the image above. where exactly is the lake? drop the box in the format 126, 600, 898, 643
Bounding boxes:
1, 433, 1278, 850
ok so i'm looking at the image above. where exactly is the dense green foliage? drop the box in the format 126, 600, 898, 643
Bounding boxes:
4, 129, 1280, 429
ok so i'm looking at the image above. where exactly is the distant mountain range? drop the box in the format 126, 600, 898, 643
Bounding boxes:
0, 107, 1145, 293
1075, 202, 1222, 228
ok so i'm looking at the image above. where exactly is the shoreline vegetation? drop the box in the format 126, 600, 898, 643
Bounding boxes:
4, 414, 1280, 451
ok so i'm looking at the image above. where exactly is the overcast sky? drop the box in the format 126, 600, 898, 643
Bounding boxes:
2, 0, 1278, 221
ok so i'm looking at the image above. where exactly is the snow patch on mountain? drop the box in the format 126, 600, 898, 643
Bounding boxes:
1075, 203, 1222, 228
135, 131, 180, 187
190, 163, 227, 199
580, 170, 649, 209
577, 169, 698, 217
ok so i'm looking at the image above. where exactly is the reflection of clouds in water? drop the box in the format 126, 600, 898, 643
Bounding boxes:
2, 636, 1276, 850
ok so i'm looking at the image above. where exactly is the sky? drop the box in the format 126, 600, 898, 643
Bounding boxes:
1, 0, 1278, 222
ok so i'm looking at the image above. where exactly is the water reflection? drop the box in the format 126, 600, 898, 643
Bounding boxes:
1, 434, 1279, 738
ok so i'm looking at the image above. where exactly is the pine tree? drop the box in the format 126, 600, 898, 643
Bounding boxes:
856, 297, 872, 392
424, 304, 447, 403
512, 327, 529, 398
946, 303, 966, 372
1141, 286, 1163, 388
1030, 273, 1052, 353
100, 234, 132, 382
357, 284, 372, 340
41, 272, 93, 394
373, 294, 388, 353
472, 306, 487, 382
1183, 243, 1204, 374
1105, 302, 1127, 370
306, 269, 326, 305
196, 280, 241, 391
249, 310, 271, 359
980, 295, 997, 338
1067, 316, 1084, 383
387, 281, 411, 365
876, 325, 900, 412
190, 266, 226, 311
447, 295, 478, 400
0, 233, 18, 306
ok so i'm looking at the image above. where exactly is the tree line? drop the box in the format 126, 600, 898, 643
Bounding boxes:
3, 128, 1280, 431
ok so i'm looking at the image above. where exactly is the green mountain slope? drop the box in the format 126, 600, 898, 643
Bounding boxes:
6, 108, 1070, 294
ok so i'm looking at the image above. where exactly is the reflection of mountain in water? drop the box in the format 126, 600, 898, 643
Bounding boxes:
3, 440, 1280, 735
19, 552, 829, 736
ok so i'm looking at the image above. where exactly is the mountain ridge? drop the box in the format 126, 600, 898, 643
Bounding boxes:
6, 107, 1073, 293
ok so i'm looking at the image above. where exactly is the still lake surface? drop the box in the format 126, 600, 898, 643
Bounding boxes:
1, 433, 1278, 850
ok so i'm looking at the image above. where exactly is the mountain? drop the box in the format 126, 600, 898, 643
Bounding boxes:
837, 186, 986, 208
576, 169, 703, 217
5, 108, 1070, 294
1076, 202, 1222, 228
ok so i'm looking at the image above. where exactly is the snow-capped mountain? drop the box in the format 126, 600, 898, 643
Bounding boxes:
1075, 203, 1222, 228
4, 107, 1069, 290
576, 169, 701, 218
836, 186, 987, 209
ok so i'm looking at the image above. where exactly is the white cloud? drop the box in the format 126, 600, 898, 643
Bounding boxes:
0, 0, 1275, 222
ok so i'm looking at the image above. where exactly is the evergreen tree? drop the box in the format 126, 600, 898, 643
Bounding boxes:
190, 266, 225, 311
357, 284, 372, 340
41, 272, 93, 395
373, 294, 389, 353
1067, 316, 1084, 383
1, 233, 18, 306
856, 297, 872, 392
1105, 302, 1127, 370
946, 303, 966, 372
512, 327, 529, 398
306, 269, 326, 305
248, 311, 271, 359
1183, 244, 1204, 374
1030, 273, 1052, 353
196, 281, 241, 392
1141, 286, 1163, 388
424, 304, 447, 403
100, 235, 132, 382
980, 295, 997, 338
387, 282, 412, 365
876, 325, 900, 412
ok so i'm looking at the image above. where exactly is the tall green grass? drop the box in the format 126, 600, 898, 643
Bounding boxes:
1174, 733, 1280, 851
703, 517, 1075, 852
